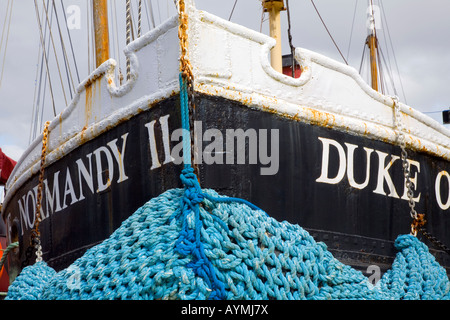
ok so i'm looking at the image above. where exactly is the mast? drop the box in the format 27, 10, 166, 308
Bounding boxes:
93, 0, 110, 68
366, 0, 378, 91
263, 0, 285, 73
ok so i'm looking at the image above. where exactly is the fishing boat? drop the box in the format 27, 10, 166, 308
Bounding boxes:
2, 0, 450, 299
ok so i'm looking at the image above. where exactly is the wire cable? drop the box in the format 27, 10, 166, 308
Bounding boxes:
286, 0, 296, 77
60, 0, 81, 84
0, 0, 13, 90
51, 0, 74, 100
41, 0, 68, 107
228, 0, 238, 21
34, 0, 57, 116
310, 0, 348, 65
346, 0, 358, 62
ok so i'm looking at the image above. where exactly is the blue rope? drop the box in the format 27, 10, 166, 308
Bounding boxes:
6, 188, 450, 300
177, 73, 268, 299
176, 74, 226, 299
179, 73, 191, 166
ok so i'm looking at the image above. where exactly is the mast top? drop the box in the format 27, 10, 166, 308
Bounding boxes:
263, 0, 285, 12
366, 0, 379, 92
262, 0, 285, 73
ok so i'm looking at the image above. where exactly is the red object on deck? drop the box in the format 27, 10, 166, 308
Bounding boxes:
0, 148, 16, 185
0, 237, 9, 293
282, 65, 302, 78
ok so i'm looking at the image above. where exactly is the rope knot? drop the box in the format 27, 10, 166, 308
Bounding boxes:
180, 166, 204, 206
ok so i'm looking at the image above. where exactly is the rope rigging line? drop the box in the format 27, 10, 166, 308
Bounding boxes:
34, 0, 57, 117
126, 0, 132, 80
30, 0, 53, 143
0, 0, 13, 90
310, 0, 348, 65
138, 0, 142, 38
51, 0, 75, 100
345, 0, 358, 62
147, 0, 156, 29
40, 0, 69, 107
285, 0, 296, 78
378, 0, 407, 104
60, 0, 81, 85
0, 0, 12, 59
228, 0, 238, 21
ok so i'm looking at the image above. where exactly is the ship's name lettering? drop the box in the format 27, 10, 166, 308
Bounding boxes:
316, 137, 450, 211
16, 133, 129, 234
145, 114, 279, 176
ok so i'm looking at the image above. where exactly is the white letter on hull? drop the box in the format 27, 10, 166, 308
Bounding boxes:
345, 143, 373, 190
401, 159, 421, 203
62, 167, 78, 209
145, 120, 162, 170
373, 151, 400, 198
76, 154, 94, 201
107, 133, 129, 183
435, 171, 450, 210
316, 137, 346, 185
93, 146, 114, 193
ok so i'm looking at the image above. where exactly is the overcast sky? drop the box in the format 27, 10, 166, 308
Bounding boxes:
0, 0, 449, 164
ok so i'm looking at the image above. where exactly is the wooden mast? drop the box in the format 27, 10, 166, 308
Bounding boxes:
263, 0, 285, 73
93, 0, 110, 68
366, 0, 378, 91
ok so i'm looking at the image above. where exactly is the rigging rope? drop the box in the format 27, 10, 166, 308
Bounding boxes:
378, 0, 407, 104
0, 0, 13, 90
40, 0, 68, 107
285, 0, 296, 78
310, 0, 348, 65
228, 0, 238, 21
34, 0, 57, 117
30, 2, 49, 145
138, 0, 142, 38
51, 0, 75, 100
345, 0, 358, 62
60, 0, 80, 84
148, 0, 156, 29
126, 0, 132, 80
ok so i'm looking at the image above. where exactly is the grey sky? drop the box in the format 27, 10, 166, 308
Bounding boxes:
0, 0, 449, 163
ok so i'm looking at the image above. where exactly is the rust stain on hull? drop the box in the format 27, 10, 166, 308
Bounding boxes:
85, 84, 93, 127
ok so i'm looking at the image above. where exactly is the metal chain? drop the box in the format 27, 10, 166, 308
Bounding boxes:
392, 97, 425, 236
394, 97, 450, 255
31, 120, 51, 263
419, 228, 450, 255
178, 0, 194, 83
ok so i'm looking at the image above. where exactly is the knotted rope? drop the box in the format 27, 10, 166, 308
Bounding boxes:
5, 186, 450, 300
176, 72, 263, 299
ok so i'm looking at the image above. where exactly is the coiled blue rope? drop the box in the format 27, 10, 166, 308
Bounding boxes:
6, 187, 450, 300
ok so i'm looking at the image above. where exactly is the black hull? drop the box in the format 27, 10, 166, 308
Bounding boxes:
4, 93, 450, 280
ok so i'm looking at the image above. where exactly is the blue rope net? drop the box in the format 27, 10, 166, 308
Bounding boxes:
6, 181, 450, 300
6, 74, 450, 300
